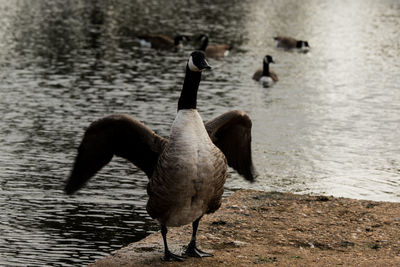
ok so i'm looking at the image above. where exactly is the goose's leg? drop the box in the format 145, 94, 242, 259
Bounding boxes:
161, 225, 185, 261
185, 217, 213, 257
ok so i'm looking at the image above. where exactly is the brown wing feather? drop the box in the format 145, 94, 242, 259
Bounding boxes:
138, 34, 174, 50
270, 70, 279, 82
205, 44, 230, 59
275, 36, 297, 49
252, 69, 263, 81
65, 114, 167, 194
205, 110, 255, 181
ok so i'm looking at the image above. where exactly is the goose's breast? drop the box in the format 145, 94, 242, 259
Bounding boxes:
260, 76, 274, 86
147, 110, 227, 226
166, 110, 226, 182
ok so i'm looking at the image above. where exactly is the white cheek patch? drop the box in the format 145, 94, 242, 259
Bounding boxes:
188, 56, 201, 72
203, 58, 210, 67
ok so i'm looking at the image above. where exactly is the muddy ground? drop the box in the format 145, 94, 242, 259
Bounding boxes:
89, 189, 400, 266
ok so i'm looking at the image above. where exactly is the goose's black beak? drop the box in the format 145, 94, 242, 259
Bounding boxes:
200, 59, 212, 70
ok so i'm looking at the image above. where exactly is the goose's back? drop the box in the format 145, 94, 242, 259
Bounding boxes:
141, 35, 174, 50
269, 70, 279, 82
206, 45, 230, 59
252, 69, 263, 81
275, 36, 297, 49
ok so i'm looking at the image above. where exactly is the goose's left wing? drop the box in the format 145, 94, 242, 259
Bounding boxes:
205, 110, 256, 181
65, 114, 167, 195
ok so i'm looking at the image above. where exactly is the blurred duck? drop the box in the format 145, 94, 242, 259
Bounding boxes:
274, 36, 310, 53
197, 34, 231, 59
138, 34, 190, 51
252, 55, 278, 86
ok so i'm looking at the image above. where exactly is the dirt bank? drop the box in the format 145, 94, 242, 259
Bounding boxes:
89, 189, 400, 266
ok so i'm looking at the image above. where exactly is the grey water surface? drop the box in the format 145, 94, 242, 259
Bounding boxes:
1, 0, 399, 266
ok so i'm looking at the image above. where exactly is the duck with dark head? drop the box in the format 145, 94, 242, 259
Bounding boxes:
253, 55, 279, 87
274, 36, 310, 53
138, 34, 190, 51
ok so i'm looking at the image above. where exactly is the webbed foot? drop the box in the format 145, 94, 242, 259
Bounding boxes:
185, 242, 213, 258
162, 250, 185, 262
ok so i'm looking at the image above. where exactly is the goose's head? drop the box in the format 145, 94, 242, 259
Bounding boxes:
188, 51, 211, 72
197, 34, 209, 43
174, 35, 190, 46
296, 40, 310, 49
297, 41, 310, 53
264, 55, 275, 64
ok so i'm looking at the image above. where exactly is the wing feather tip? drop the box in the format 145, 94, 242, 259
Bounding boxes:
246, 163, 258, 182
64, 182, 78, 195
233, 110, 252, 128
244, 170, 257, 183
64, 173, 86, 195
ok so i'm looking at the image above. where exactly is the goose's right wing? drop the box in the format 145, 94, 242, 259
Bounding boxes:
205, 110, 256, 182
65, 114, 167, 194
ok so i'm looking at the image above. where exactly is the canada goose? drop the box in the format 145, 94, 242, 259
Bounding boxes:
274, 36, 310, 52
197, 34, 231, 59
252, 55, 279, 86
65, 51, 255, 261
138, 34, 190, 51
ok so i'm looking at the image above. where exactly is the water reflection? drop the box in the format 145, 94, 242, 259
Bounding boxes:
1, 0, 400, 266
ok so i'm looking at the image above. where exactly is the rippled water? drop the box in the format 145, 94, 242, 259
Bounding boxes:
1, 0, 399, 265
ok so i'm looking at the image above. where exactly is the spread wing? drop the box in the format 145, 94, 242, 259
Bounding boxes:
205, 110, 256, 181
65, 114, 167, 194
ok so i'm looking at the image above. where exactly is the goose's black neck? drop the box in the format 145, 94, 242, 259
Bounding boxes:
262, 61, 270, 76
174, 36, 181, 46
199, 36, 208, 51
174, 38, 180, 46
177, 65, 202, 110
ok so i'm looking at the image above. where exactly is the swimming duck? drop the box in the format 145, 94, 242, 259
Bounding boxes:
65, 51, 255, 261
197, 34, 231, 59
138, 34, 190, 51
252, 55, 278, 86
274, 36, 310, 53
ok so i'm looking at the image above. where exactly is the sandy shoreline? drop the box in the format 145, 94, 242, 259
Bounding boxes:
89, 189, 400, 266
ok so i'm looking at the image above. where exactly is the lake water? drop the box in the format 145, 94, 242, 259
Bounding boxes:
1, 0, 399, 266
